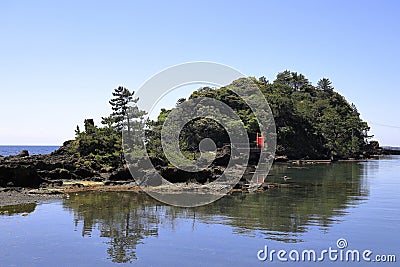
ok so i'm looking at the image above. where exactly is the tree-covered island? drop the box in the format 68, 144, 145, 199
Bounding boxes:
0, 71, 381, 189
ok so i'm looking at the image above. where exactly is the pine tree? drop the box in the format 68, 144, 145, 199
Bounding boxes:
317, 78, 334, 91
101, 86, 147, 148
102, 86, 136, 132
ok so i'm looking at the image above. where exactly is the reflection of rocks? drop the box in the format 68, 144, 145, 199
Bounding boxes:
0, 187, 61, 207
61, 163, 368, 262
0, 203, 37, 216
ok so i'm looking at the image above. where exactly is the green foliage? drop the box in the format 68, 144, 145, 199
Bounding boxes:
317, 78, 334, 91
74, 125, 122, 167
69, 73, 375, 165
147, 72, 375, 160
101, 86, 145, 133
70, 86, 146, 168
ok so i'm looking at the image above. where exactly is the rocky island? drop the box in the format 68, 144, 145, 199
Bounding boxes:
0, 71, 381, 206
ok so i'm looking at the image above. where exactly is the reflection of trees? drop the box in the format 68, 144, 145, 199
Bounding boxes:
104, 207, 158, 263
199, 162, 368, 241
62, 162, 368, 262
63, 192, 164, 263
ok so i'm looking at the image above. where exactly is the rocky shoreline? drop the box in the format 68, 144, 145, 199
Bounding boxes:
0, 143, 247, 207
0, 141, 234, 189
0, 142, 379, 208
0, 179, 303, 208
0, 187, 62, 207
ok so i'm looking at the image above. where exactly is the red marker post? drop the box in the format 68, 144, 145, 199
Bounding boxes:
256, 132, 264, 148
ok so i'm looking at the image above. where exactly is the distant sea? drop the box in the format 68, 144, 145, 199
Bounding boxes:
0, 146, 60, 156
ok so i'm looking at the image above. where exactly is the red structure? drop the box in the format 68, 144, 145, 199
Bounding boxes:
256, 132, 264, 148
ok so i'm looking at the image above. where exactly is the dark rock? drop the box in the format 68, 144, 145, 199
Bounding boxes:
0, 165, 44, 188
141, 172, 162, 186
98, 172, 111, 181
159, 167, 213, 184
212, 145, 231, 166
213, 167, 224, 176
274, 155, 289, 162
33, 161, 64, 171
194, 169, 212, 183
109, 167, 133, 181
50, 140, 74, 156
39, 168, 75, 180
40, 179, 63, 187
212, 153, 230, 166
104, 180, 132, 186
148, 156, 168, 167
87, 161, 102, 171
233, 180, 246, 190
18, 150, 29, 157
69, 183, 84, 188
74, 167, 95, 178
90, 176, 104, 182
159, 167, 186, 183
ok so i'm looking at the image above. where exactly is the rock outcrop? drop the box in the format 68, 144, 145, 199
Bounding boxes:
0, 142, 233, 188
0, 165, 43, 188
18, 150, 29, 157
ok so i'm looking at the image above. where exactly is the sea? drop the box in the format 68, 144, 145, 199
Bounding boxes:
1, 156, 399, 266
0, 146, 60, 156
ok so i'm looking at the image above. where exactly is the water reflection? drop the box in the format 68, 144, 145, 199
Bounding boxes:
0, 203, 37, 215
62, 162, 369, 263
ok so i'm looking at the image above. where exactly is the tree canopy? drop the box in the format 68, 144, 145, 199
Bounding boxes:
71, 86, 146, 168
69, 71, 378, 171
147, 71, 376, 160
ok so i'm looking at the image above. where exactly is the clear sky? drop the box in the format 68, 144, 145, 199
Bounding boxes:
1, 0, 399, 146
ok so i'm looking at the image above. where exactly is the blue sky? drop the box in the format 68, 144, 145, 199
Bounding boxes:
0, 0, 399, 146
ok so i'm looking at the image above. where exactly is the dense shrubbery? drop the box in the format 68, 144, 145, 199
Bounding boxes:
73, 123, 123, 168
69, 86, 145, 168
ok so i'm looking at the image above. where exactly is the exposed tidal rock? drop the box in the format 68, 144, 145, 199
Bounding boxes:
108, 167, 135, 181
141, 172, 163, 186
0, 165, 44, 188
18, 150, 29, 157
74, 167, 96, 178
212, 145, 231, 166
38, 168, 76, 180
0, 140, 235, 189
159, 167, 214, 184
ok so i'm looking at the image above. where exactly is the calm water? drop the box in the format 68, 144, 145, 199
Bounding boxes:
0, 146, 60, 156
1, 157, 399, 266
